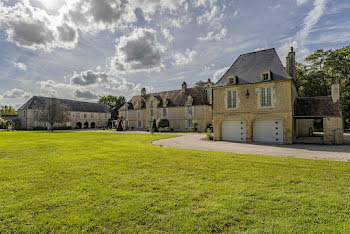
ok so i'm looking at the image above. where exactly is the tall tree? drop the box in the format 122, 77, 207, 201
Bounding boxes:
0, 106, 17, 115
98, 95, 126, 119
38, 98, 71, 132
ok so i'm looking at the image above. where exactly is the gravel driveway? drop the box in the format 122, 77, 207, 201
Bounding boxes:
153, 133, 350, 161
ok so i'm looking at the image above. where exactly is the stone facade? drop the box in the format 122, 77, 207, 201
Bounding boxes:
18, 109, 110, 130
119, 82, 213, 132
213, 79, 296, 143
18, 96, 110, 130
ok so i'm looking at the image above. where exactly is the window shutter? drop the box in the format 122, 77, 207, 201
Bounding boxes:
267, 87, 272, 106
192, 107, 194, 116
232, 91, 237, 108
185, 120, 188, 129
261, 88, 266, 106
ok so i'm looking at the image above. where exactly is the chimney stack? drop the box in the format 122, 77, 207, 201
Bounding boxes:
286, 46, 296, 79
182, 81, 187, 92
141, 88, 146, 96
331, 83, 340, 103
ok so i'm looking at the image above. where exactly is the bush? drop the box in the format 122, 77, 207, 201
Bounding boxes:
206, 128, 213, 141
0, 117, 5, 129
34, 126, 48, 131
5, 120, 14, 131
158, 119, 170, 128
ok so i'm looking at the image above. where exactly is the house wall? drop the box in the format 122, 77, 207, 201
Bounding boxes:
213, 79, 295, 144
323, 117, 343, 144
19, 109, 110, 130
120, 105, 212, 132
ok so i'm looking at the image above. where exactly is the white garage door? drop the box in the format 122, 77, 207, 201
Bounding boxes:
253, 119, 283, 143
222, 120, 246, 142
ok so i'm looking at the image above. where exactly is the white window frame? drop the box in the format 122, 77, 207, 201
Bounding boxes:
162, 108, 168, 118
137, 120, 143, 128
261, 87, 272, 106
124, 120, 129, 128
76, 113, 80, 119
91, 113, 94, 118
67, 122, 71, 127
137, 110, 142, 119
150, 108, 154, 117
227, 90, 237, 109
186, 106, 194, 117
84, 113, 87, 119
260, 70, 271, 81
185, 119, 192, 129
34, 121, 38, 127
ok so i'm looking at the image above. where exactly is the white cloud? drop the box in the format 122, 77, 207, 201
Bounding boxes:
2, 88, 30, 99
161, 28, 174, 43
74, 90, 99, 99
233, 9, 240, 17
110, 28, 165, 72
0, 1, 78, 51
197, 5, 224, 25
13, 62, 27, 71
70, 70, 110, 86
212, 66, 229, 83
198, 27, 227, 41
297, 0, 308, 6
296, 0, 328, 43
172, 49, 197, 66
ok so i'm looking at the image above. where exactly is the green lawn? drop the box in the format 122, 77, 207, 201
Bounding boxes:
1, 131, 350, 232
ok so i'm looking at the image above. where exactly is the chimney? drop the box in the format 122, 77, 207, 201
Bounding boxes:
141, 88, 146, 96
182, 81, 187, 92
286, 46, 296, 79
206, 78, 213, 105
331, 83, 340, 103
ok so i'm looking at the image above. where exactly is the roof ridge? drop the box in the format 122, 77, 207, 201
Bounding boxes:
240, 48, 275, 56
34, 96, 104, 105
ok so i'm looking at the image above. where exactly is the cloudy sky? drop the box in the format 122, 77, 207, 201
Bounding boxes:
0, 0, 349, 107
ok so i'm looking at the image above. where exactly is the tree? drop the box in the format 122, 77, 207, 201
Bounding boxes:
38, 98, 71, 132
296, 46, 350, 126
98, 95, 126, 119
0, 117, 5, 129
0, 106, 17, 115
152, 119, 158, 132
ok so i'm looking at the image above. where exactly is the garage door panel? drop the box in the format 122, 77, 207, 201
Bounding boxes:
253, 120, 283, 143
222, 120, 246, 142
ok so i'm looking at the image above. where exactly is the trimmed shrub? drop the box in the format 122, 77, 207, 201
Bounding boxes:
34, 126, 48, 131
158, 119, 170, 129
206, 128, 213, 141
152, 119, 158, 132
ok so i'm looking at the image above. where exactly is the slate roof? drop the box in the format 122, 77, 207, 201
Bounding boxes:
19, 96, 109, 113
119, 87, 209, 111
214, 48, 292, 87
294, 97, 342, 117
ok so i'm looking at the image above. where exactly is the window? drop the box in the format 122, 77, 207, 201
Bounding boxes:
261, 87, 272, 106
227, 91, 237, 108
150, 101, 154, 108
34, 121, 38, 127
124, 121, 129, 128
138, 121, 143, 128
67, 122, 71, 127
185, 120, 192, 129
76, 113, 80, 119
125, 110, 128, 118
91, 113, 94, 118
105, 114, 107, 119
150, 109, 154, 117
260, 71, 271, 81
84, 113, 87, 119
162, 108, 168, 118
227, 75, 237, 85
137, 110, 142, 119
186, 106, 194, 117
23, 111, 26, 117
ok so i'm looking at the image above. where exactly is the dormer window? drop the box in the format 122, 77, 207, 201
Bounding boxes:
227, 75, 237, 85
260, 70, 271, 81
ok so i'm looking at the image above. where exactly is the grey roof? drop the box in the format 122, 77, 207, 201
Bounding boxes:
214, 48, 292, 87
294, 97, 342, 117
19, 96, 109, 113
119, 87, 209, 111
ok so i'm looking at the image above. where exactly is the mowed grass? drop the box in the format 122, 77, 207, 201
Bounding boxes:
1, 132, 350, 232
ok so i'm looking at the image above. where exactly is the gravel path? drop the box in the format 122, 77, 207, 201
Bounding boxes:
153, 133, 350, 162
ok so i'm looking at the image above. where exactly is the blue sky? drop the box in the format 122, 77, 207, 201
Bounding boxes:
0, 0, 349, 107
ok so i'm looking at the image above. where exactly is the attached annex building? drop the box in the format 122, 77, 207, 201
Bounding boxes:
119, 82, 213, 132
18, 96, 111, 130
212, 47, 343, 144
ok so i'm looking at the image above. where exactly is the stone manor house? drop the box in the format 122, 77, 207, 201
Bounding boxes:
17, 96, 111, 130
121, 47, 343, 144
14, 47, 343, 144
